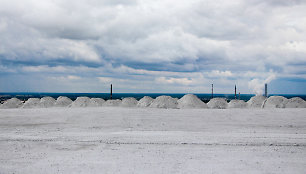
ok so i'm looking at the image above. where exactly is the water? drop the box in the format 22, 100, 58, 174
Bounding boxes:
1, 93, 306, 103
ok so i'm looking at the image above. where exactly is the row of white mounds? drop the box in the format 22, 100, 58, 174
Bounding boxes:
0, 96, 73, 109
1, 94, 306, 109
263, 96, 306, 108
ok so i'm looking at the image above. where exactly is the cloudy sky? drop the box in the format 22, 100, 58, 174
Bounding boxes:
0, 0, 306, 94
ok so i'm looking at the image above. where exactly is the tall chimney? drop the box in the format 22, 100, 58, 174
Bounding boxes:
235, 85, 237, 99
110, 84, 113, 99
211, 84, 214, 99
264, 83, 267, 97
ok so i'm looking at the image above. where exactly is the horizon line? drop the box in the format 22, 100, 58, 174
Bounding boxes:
1, 92, 306, 95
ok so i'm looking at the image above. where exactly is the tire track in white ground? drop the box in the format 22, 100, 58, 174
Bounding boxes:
1, 138, 305, 147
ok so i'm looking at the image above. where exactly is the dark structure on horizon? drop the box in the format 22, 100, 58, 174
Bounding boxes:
110, 84, 113, 99
211, 84, 214, 99
235, 85, 237, 99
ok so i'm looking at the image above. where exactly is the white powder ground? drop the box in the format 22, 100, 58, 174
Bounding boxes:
40, 97, 56, 108
22, 98, 41, 108
0, 98, 23, 109
71, 97, 91, 107
137, 96, 154, 107
54, 96, 73, 107
121, 97, 138, 107
177, 94, 208, 109
2, 108, 306, 174
285, 97, 306, 108
103, 99, 122, 107
228, 99, 247, 109
263, 96, 289, 108
88, 98, 105, 107
247, 96, 266, 108
150, 96, 178, 109
207, 98, 228, 109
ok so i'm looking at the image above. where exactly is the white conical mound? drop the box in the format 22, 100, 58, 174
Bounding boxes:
121, 97, 138, 107
71, 97, 91, 107
23, 98, 41, 108
137, 96, 154, 107
177, 94, 208, 109
0, 98, 23, 109
247, 96, 266, 108
285, 97, 306, 108
40, 97, 56, 108
228, 99, 247, 108
88, 98, 105, 107
103, 99, 122, 107
207, 98, 228, 109
263, 96, 288, 108
150, 95, 178, 109
54, 96, 72, 107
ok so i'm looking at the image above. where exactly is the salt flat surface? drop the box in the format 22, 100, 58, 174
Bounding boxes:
0, 108, 306, 174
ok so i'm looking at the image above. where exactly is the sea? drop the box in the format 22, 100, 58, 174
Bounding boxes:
1, 93, 306, 103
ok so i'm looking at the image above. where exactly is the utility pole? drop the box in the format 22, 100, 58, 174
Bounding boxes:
235, 85, 237, 99
211, 84, 214, 99
110, 84, 113, 100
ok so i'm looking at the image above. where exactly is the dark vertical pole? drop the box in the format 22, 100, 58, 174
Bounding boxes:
111, 84, 113, 99
235, 85, 237, 99
265, 83, 268, 97
211, 84, 214, 99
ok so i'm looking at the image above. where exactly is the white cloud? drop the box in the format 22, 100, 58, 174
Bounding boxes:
0, 18, 7, 32
209, 70, 233, 78
49, 75, 81, 81
156, 77, 193, 85
22, 65, 68, 72
41, 39, 101, 62
97, 77, 128, 84
97, 77, 112, 83
0, 65, 16, 73
67, 75, 81, 80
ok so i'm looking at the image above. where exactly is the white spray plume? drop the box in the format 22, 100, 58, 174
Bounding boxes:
248, 73, 276, 96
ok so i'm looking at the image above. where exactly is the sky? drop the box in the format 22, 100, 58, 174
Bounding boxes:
0, 0, 306, 94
